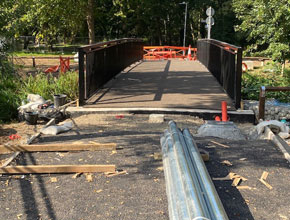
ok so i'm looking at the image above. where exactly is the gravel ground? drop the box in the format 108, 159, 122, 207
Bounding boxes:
0, 113, 289, 220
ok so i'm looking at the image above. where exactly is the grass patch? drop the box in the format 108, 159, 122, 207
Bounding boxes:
21, 71, 79, 101
11, 51, 75, 57
242, 64, 290, 102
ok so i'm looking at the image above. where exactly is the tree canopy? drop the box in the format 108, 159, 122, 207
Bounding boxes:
0, 0, 289, 64
233, 0, 290, 64
0, 0, 238, 46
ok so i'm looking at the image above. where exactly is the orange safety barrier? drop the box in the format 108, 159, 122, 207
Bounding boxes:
143, 46, 197, 60
45, 56, 70, 73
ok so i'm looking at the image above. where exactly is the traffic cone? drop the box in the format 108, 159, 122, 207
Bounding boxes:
187, 45, 192, 60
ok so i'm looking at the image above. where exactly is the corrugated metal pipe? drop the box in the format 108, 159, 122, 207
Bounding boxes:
160, 121, 229, 220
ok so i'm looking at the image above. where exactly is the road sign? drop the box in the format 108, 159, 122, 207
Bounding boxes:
206, 7, 215, 16
206, 17, 215, 25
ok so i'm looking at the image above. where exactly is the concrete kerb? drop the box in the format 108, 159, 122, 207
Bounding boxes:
264, 126, 290, 163
67, 107, 255, 123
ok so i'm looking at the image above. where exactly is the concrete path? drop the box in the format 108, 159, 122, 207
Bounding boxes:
86, 60, 235, 110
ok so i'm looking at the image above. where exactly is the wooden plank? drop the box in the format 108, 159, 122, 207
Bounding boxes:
0, 143, 117, 154
259, 178, 273, 190
0, 119, 56, 168
260, 171, 269, 180
210, 140, 230, 148
0, 164, 116, 174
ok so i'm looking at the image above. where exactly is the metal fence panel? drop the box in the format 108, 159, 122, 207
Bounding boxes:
78, 39, 144, 104
197, 39, 242, 109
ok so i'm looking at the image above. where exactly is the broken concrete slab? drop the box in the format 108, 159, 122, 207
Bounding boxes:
197, 121, 246, 140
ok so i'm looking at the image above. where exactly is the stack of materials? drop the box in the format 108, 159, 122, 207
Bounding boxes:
160, 121, 228, 220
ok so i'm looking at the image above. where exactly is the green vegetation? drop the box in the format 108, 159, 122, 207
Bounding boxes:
0, 0, 238, 47
0, 75, 22, 122
22, 72, 79, 101
242, 63, 290, 102
233, 0, 290, 70
0, 71, 78, 122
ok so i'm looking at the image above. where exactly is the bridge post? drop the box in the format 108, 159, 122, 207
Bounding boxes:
78, 48, 85, 106
235, 47, 242, 109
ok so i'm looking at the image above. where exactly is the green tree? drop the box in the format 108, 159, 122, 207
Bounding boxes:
233, 0, 290, 71
0, 0, 95, 47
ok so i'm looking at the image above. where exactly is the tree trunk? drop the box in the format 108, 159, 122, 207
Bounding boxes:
87, 0, 95, 44
282, 60, 285, 76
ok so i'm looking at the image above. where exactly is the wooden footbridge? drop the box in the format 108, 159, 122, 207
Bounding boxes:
76, 38, 253, 122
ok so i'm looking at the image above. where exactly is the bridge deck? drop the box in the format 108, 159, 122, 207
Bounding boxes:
85, 60, 235, 110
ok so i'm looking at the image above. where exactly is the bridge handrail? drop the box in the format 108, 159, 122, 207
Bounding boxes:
80, 38, 143, 52
198, 39, 241, 53
197, 39, 242, 109
78, 38, 144, 105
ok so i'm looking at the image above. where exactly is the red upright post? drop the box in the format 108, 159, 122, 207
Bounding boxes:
222, 101, 228, 121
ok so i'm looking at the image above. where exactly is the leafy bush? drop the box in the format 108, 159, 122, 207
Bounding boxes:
0, 76, 21, 122
242, 65, 290, 102
53, 71, 79, 100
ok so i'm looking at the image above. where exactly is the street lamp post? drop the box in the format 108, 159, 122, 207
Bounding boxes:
179, 2, 188, 53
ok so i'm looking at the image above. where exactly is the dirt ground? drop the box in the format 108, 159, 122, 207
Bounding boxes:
0, 113, 290, 220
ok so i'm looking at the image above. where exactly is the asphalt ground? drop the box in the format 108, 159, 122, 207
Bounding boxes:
0, 114, 289, 220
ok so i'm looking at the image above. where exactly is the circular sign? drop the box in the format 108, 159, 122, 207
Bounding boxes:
206, 17, 215, 25
206, 7, 215, 16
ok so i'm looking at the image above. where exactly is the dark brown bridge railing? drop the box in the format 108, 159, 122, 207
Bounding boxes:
78, 38, 144, 105
197, 39, 242, 109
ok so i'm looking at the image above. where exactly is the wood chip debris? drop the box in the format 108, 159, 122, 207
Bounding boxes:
239, 158, 247, 161
259, 171, 273, 190
244, 199, 250, 205
72, 173, 82, 179
50, 177, 58, 183
210, 140, 230, 148
213, 172, 248, 187
156, 166, 164, 171
154, 152, 162, 160
237, 186, 252, 190
105, 170, 127, 177
232, 177, 241, 186
85, 173, 93, 182
110, 150, 117, 155
221, 160, 233, 166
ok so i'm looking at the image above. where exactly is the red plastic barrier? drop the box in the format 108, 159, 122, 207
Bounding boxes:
143, 46, 197, 60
